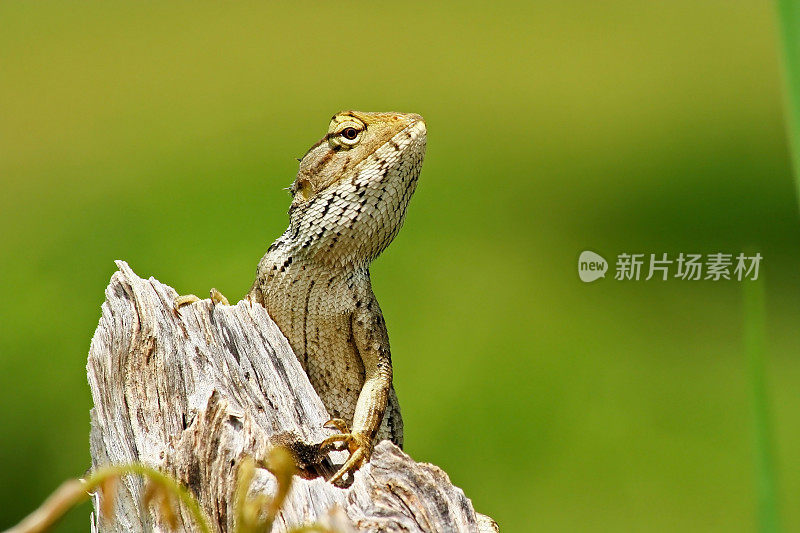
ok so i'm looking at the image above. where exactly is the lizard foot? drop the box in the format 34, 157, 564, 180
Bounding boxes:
320, 419, 372, 486
174, 288, 230, 310
209, 288, 230, 305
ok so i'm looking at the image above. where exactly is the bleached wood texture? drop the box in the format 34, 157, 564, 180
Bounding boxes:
87, 261, 497, 532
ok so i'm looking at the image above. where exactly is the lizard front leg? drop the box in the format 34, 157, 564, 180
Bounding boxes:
323, 299, 392, 485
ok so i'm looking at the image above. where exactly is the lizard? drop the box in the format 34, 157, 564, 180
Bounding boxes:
177, 111, 427, 484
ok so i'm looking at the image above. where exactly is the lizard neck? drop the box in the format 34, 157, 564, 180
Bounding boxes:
268, 171, 419, 271
260, 238, 362, 281
251, 237, 368, 311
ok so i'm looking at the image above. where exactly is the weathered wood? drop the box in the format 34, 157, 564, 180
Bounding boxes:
87, 261, 497, 532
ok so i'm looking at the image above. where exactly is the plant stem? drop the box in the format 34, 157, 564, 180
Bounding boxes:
4, 464, 212, 533
743, 278, 780, 533
776, 0, 800, 202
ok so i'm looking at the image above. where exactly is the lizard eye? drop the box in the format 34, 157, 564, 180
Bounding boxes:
341, 127, 359, 140
327, 116, 366, 149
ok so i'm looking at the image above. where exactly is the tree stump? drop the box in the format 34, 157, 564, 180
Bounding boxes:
86, 261, 497, 532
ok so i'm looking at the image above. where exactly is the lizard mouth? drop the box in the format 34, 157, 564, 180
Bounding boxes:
385, 114, 427, 158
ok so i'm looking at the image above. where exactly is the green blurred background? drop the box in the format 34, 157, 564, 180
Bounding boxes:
1, 1, 799, 531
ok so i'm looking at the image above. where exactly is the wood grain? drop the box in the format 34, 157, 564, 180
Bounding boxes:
87, 261, 496, 532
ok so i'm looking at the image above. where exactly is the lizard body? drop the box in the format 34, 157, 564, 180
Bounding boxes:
246, 111, 427, 481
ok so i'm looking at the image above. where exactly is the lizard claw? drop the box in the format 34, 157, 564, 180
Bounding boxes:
320, 420, 372, 486
174, 289, 229, 311
319, 420, 350, 453
174, 294, 201, 309
328, 434, 371, 486
323, 418, 350, 433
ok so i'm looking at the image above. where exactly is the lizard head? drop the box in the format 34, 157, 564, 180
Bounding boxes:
287, 111, 427, 266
